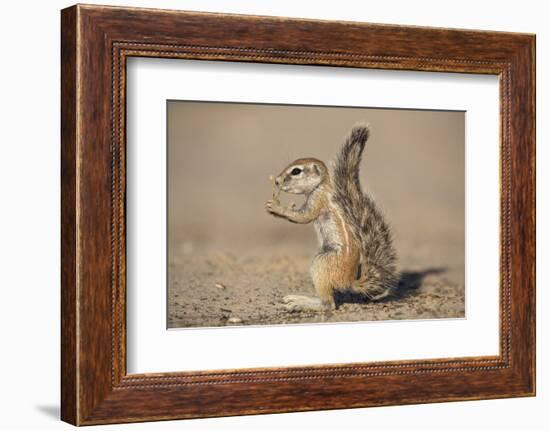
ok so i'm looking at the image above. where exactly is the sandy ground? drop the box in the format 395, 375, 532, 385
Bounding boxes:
168, 241, 465, 328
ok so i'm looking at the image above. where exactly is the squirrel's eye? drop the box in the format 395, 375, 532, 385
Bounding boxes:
291, 168, 302, 176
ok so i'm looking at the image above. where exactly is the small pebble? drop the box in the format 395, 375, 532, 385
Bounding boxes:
215, 282, 226, 290
228, 316, 243, 324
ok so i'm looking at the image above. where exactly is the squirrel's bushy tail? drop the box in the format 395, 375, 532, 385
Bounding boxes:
333, 125, 398, 300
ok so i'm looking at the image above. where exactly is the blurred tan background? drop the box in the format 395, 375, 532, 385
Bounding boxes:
167, 101, 465, 327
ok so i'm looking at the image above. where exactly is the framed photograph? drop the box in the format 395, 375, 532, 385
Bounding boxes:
61, 4, 535, 425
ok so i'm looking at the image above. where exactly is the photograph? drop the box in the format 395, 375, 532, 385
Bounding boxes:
167, 101, 465, 328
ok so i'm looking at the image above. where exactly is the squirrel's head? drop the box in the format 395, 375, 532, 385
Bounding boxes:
274, 158, 328, 195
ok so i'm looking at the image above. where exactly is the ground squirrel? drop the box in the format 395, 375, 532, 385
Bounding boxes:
266, 125, 398, 312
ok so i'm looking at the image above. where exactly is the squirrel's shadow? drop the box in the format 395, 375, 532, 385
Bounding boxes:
334, 267, 446, 307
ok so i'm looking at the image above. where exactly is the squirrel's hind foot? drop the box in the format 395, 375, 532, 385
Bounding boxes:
282, 295, 335, 313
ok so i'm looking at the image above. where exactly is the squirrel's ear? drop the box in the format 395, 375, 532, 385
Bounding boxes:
312, 164, 321, 176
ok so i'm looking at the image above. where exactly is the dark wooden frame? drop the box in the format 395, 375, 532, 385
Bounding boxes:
61, 4, 535, 426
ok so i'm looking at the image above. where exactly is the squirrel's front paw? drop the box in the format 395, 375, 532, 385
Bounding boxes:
266, 199, 285, 217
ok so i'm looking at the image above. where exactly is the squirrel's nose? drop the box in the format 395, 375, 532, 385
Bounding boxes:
275, 177, 282, 186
